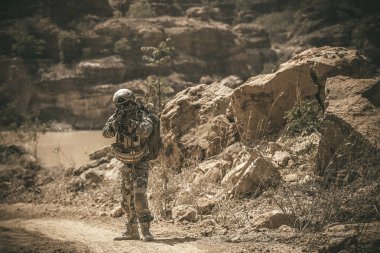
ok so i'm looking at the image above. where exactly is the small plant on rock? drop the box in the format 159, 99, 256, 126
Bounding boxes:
284, 100, 323, 137
141, 38, 174, 111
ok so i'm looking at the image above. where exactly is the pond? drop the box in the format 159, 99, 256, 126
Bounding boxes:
36, 131, 113, 167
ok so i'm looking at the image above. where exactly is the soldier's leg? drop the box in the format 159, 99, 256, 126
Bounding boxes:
114, 164, 139, 240
132, 161, 154, 241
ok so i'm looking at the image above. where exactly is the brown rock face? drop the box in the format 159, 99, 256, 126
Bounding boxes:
91, 17, 258, 81
251, 210, 293, 229
222, 155, 281, 198
316, 76, 380, 183
231, 47, 369, 141
32, 71, 148, 129
160, 82, 238, 169
76, 56, 127, 83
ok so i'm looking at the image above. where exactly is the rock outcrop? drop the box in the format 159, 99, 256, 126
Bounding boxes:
222, 151, 281, 198
172, 204, 197, 222
161, 81, 238, 169
89, 16, 259, 81
231, 47, 369, 141
251, 210, 293, 229
315, 76, 380, 183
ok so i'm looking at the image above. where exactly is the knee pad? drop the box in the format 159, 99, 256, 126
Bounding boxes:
134, 192, 148, 210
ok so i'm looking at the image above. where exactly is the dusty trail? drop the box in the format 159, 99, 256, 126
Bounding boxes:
1, 218, 204, 253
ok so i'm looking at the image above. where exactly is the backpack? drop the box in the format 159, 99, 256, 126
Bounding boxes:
146, 113, 162, 160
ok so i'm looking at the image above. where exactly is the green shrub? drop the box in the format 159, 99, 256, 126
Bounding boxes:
128, 0, 155, 18
58, 31, 81, 63
141, 38, 174, 67
284, 100, 323, 137
113, 37, 130, 58
11, 31, 45, 59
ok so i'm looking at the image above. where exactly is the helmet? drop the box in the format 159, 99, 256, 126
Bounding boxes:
113, 89, 136, 105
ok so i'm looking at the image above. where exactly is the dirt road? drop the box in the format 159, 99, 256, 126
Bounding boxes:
0, 203, 306, 253
1, 218, 204, 253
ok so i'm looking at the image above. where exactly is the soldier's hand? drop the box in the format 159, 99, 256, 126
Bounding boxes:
129, 119, 139, 129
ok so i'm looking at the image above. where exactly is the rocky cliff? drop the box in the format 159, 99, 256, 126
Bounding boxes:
0, 0, 379, 128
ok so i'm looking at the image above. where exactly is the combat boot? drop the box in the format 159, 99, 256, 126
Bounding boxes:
114, 223, 140, 241
140, 223, 154, 241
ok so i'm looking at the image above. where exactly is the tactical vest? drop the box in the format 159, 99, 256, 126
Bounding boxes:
111, 117, 149, 164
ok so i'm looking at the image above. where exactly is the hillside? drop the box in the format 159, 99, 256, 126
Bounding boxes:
0, 1, 379, 252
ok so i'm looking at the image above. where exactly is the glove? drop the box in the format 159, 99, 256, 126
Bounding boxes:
128, 119, 139, 129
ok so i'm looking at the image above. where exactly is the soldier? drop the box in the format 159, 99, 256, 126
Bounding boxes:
102, 89, 154, 241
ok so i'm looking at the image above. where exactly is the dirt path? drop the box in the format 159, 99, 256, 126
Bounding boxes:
0, 203, 309, 253
1, 218, 204, 253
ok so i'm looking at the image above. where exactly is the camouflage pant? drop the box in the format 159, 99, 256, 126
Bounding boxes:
120, 160, 153, 225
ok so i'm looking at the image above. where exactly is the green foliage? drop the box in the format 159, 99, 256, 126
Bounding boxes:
114, 37, 131, 58
128, 0, 155, 18
141, 38, 174, 67
145, 76, 173, 110
284, 100, 323, 137
141, 38, 174, 111
11, 31, 45, 59
58, 31, 81, 63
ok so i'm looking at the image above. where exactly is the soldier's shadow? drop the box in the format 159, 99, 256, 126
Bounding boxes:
150, 236, 199, 246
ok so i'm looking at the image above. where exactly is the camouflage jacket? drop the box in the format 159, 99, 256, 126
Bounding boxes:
102, 110, 153, 163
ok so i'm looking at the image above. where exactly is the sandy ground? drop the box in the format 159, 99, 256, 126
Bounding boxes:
0, 203, 304, 253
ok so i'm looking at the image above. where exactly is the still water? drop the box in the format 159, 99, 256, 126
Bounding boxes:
36, 131, 113, 167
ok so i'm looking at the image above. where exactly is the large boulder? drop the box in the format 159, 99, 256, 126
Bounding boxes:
315, 76, 380, 183
231, 47, 369, 141
251, 210, 293, 229
160, 82, 238, 170
222, 152, 281, 198
172, 205, 197, 222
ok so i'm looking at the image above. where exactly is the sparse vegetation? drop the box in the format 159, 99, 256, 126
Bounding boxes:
284, 100, 323, 137
58, 31, 81, 63
148, 162, 180, 219
11, 31, 45, 59
141, 38, 174, 111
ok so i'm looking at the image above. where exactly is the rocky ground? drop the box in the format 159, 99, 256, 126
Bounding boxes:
1, 46, 379, 252
1, 1, 380, 252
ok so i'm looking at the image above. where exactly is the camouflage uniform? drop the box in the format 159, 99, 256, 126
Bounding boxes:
102, 89, 154, 241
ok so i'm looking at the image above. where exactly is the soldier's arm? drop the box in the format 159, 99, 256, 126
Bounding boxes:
134, 115, 153, 139
102, 114, 117, 138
